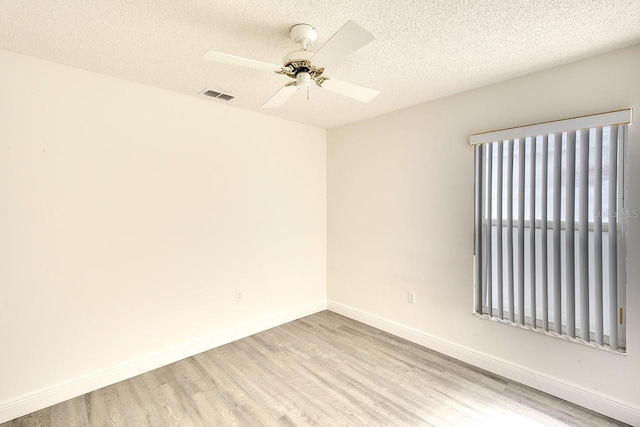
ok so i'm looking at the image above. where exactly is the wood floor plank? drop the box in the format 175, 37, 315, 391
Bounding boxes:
114, 374, 165, 427
240, 336, 357, 425
13, 408, 49, 427
84, 385, 127, 427
231, 338, 347, 426
1, 311, 629, 426
170, 358, 240, 426
205, 345, 312, 425
192, 352, 282, 427
140, 370, 201, 427
50, 395, 89, 427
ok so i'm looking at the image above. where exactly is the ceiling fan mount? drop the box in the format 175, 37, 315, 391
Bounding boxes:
203, 20, 380, 108
289, 23, 318, 49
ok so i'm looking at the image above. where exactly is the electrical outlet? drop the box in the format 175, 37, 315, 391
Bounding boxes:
236, 290, 242, 302
408, 291, 416, 304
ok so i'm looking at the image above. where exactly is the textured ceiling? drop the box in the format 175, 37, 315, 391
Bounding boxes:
1, 1, 639, 128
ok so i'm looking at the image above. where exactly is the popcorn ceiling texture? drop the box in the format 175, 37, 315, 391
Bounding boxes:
1, 0, 639, 128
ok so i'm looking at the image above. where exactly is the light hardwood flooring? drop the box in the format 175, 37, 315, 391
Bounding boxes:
1, 311, 627, 426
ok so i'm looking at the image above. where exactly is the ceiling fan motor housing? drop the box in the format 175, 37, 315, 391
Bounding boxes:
282, 50, 314, 66
280, 50, 325, 84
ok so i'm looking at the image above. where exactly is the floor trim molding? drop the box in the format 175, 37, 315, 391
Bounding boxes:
328, 300, 640, 426
0, 300, 327, 424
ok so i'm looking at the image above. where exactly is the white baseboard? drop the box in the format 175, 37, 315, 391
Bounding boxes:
327, 300, 640, 426
0, 300, 327, 424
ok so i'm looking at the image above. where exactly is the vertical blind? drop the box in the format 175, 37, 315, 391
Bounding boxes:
471, 109, 631, 352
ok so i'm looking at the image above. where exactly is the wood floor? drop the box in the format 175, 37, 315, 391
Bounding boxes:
1, 311, 627, 426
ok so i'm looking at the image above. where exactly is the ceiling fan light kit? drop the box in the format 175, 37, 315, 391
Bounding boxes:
203, 20, 380, 108
296, 71, 311, 89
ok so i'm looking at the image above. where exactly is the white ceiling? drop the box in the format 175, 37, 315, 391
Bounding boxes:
1, 1, 639, 129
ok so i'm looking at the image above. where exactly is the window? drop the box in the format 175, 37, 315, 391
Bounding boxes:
471, 110, 631, 352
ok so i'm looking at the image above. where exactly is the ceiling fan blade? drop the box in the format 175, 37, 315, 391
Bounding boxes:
320, 78, 380, 102
261, 84, 298, 108
203, 51, 282, 72
311, 21, 374, 67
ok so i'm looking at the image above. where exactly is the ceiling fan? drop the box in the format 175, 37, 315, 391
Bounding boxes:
203, 21, 380, 108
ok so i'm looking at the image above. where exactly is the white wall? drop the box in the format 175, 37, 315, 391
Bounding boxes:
328, 44, 640, 424
0, 50, 326, 421
2, 42, 638, 424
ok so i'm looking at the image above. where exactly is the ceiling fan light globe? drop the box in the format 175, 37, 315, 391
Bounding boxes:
296, 71, 311, 89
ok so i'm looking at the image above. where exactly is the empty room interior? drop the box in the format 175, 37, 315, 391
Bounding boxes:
1, 1, 640, 426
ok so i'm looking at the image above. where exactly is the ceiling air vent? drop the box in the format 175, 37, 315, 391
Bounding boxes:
201, 88, 235, 101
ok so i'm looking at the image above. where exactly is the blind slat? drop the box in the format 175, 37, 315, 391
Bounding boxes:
507, 140, 515, 323
486, 143, 493, 316
541, 135, 549, 331
579, 129, 590, 340
497, 142, 504, 320
553, 132, 563, 335
594, 127, 604, 345
474, 146, 483, 314
518, 139, 526, 326
565, 131, 577, 338
608, 125, 619, 350
529, 136, 537, 329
